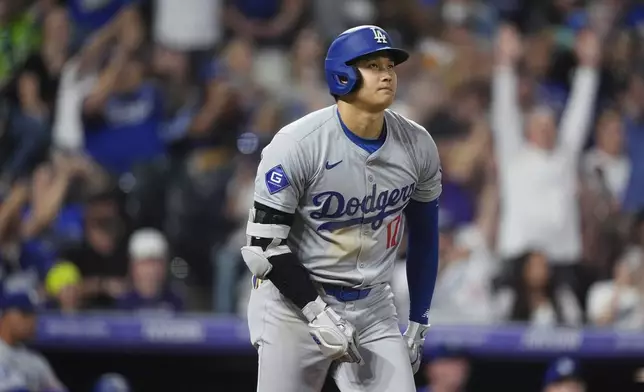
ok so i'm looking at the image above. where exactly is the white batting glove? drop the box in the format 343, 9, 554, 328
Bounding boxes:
402, 321, 430, 374
302, 297, 364, 365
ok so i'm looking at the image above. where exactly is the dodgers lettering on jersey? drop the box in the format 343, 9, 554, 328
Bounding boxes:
310, 183, 416, 232
254, 105, 441, 287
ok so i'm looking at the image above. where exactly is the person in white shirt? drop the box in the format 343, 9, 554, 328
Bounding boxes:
492, 25, 600, 264
582, 109, 631, 205
586, 256, 643, 329
491, 25, 600, 307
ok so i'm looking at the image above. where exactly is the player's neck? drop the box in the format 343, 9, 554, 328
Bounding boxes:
337, 101, 385, 140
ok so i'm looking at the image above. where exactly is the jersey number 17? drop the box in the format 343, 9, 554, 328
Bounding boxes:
386, 215, 402, 249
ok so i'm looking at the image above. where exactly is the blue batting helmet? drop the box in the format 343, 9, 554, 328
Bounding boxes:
325, 25, 409, 96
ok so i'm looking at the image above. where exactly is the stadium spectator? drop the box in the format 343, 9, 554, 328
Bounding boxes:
582, 109, 630, 205
0, 282, 66, 391
0, 0, 40, 88
212, 158, 255, 314
60, 188, 129, 310
153, 0, 222, 52
586, 255, 643, 330
44, 260, 82, 313
542, 357, 585, 392
418, 345, 470, 392
491, 25, 600, 304
115, 228, 183, 313
93, 373, 131, 392
82, 46, 166, 175
496, 251, 582, 326
621, 70, 644, 213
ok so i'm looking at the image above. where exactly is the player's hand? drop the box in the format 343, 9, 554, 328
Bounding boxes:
303, 297, 364, 365
402, 321, 430, 374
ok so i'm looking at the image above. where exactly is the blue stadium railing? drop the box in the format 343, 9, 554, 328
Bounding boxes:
31, 312, 644, 359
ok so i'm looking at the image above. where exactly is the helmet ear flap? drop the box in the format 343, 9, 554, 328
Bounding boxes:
328, 66, 360, 96
350, 66, 362, 94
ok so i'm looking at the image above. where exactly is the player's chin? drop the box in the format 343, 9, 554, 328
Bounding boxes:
373, 90, 395, 106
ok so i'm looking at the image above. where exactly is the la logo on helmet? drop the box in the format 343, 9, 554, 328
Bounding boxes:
370, 28, 387, 44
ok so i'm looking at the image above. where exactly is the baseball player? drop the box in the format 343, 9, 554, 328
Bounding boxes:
241, 25, 441, 392
542, 357, 585, 392
0, 286, 67, 392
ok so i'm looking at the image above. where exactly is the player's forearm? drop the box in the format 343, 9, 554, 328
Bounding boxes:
263, 252, 319, 309
404, 198, 440, 325
246, 202, 319, 310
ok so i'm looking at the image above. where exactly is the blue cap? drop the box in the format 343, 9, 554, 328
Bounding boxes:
93, 373, 131, 392
0, 287, 39, 314
544, 357, 582, 386
429, 344, 467, 362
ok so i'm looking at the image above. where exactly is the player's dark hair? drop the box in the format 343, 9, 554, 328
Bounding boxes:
508, 251, 564, 324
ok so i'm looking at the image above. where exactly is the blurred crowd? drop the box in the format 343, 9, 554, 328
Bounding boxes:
0, 0, 643, 334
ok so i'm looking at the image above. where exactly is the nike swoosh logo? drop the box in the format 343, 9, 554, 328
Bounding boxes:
325, 160, 343, 170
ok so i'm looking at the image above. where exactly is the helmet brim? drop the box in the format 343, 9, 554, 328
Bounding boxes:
347, 47, 409, 66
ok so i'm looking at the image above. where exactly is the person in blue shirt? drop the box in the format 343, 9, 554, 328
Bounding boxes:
82, 47, 166, 175
66, 0, 142, 52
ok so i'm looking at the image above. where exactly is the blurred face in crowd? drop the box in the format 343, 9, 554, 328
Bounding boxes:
596, 112, 624, 156
351, 54, 397, 112
114, 58, 145, 94
526, 108, 557, 150
43, 7, 70, 51
225, 38, 254, 79
85, 199, 124, 256
131, 257, 166, 298
545, 379, 585, 392
5, 309, 36, 342
57, 284, 82, 313
293, 28, 322, 68
427, 357, 470, 392
524, 252, 550, 290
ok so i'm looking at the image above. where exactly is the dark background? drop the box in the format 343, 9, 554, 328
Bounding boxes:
40, 348, 644, 392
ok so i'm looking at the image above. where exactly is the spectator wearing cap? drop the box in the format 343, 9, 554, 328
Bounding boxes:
115, 228, 183, 314
417, 345, 470, 392
44, 261, 83, 313
0, 285, 66, 392
93, 373, 131, 392
542, 357, 585, 392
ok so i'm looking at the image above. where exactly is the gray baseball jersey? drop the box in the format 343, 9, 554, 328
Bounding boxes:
254, 105, 442, 287
0, 339, 66, 391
